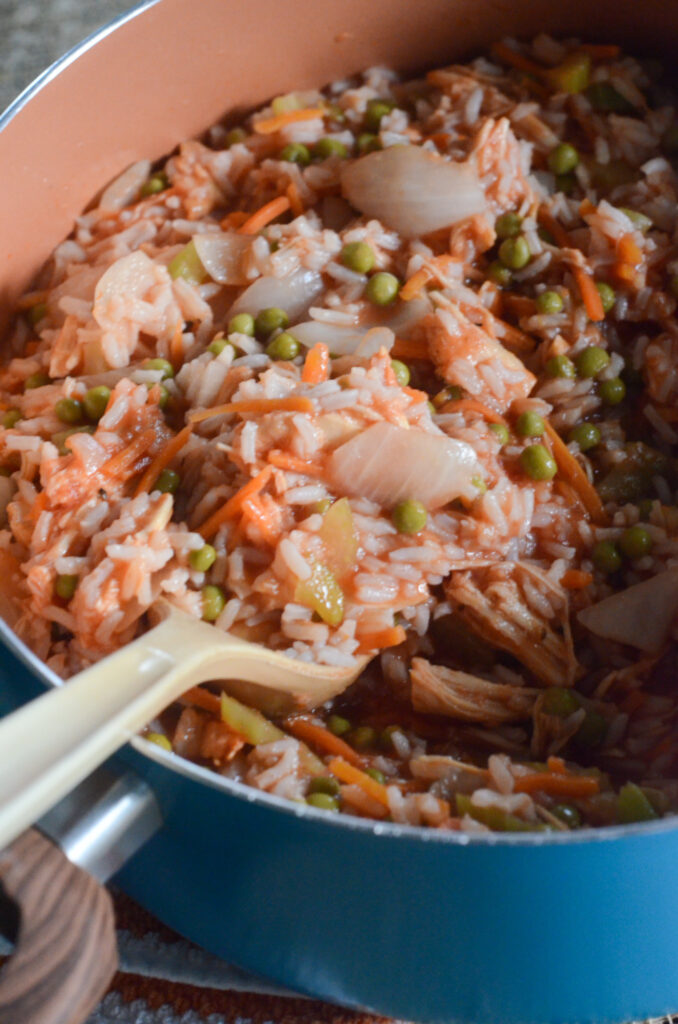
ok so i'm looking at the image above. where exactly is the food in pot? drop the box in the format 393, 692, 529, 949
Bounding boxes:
2, 35, 677, 831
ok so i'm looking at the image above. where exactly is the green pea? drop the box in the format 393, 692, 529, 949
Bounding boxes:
140, 172, 169, 196
306, 792, 340, 811
279, 142, 311, 166
548, 52, 591, 94
225, 127, 247, 147
154, 468, 180, 494
520, 444, 557, 481
662, 125, 678, 155
54, 574, 78, 600
168, 240, 208, 286
536, 290, 564, 315
340, 241, 375, 274
555, 173, 577, 195
568, 422, 601, 452
53, 398, 83, 426
349, 725, 377, 750
365, 272, 400, 306
495, 212, 523, 239
356, 132, 381, 154
515, 410, 545, 438
156, 384, 170, 410
619, 525, 653, 560
202, 584, 226, 622
541, 687, 580, 717
189, 544, 217, 572
596, 281, 616, 314
390, 359, 410, 387
552, 803, 582, 828
546, 354, 576, 379
498, 235, 531, 270
574, 710, 608, 749
2, 410, 22, 429
585, 81, 636, 114
592, 539, 622, 574
255, 306, 289, 338
599, 377, 626, 406
471, 475, 487, 494
328, 714, 351, 736
83, 385, 111, 421
228, 313, 256, 337
489, 422, 509, 446
266, 332, 300, 361
427, 401, 436, 415
143, 358, 174, 379
617, 782, 658, 823
310, 498, 332, 515
314, 137, 348, 159
365, 98, 395, 131
28, 302, 47, 326
146, 731, 173, 751
392, 498, 428, 534
488, 260, 512, 287
618, 207, 652, 233
538, 226, 556, 245
308, 776, 341, 796
25, 372, 50, 390
548, 143, 579, 175
575, 345, 610, 379
208, 337, 234, 357
380, 724, 405, 749
366, 768, 386, 784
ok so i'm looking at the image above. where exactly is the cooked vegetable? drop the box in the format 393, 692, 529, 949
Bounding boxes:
568, 422, 600, 451
54, 574, 78, 600
202, 584, 226, 621
55, 398, 84, 424
295, 561, 345, 626
328, 714, 351, 736
456, 793, 538, 832
577, 568, 678, 652
489, 422, 510, 445
25, 372, 50, 390
190, 544, 217, 572
595, 282, 616, 314
548, 51, 591, 93
575, 345, 610, 378
154, 468, 180, 494
168, 240, 209, 285
341, 145, 487, 238
619, 525, 653, 560
2, 409, 21, 428
306, 792, 340, 811
548, 143, 579, 175
220, 691, 284, 744
515, 411, 545, 438
617, 782, 658, 823
390, 359, 411, 386
314, 137, 348, 159
495, 212, 522, 238
143, 358, 174, 379
585, 81, 636, 113
499, 235, 530, 270
546, 354, 575, 378
340, 241, 375, 273
319, 498, 358, 579
280, 142, 311, 165
392, 498, 428, 534
349, 726, 377, 750
266, 332, 300, 360
536, 290, 564, 314
488, 261, 512, 286
520, 444, 557, 480
308, 776, 341, 796
366, 272, 400, 306
140, 173, 169, 196
229, 268, 323, 321
192, 232, 252, 285
83, 385, 111, 421
592, 540, 622, 574
599, 377, 626, 405
229, 313, 256, 336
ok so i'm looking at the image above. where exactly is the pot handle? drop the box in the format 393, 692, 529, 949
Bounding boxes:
0, 827, 118, 1024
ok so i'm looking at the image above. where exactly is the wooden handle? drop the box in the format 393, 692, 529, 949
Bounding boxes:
0, 828, 117, 1024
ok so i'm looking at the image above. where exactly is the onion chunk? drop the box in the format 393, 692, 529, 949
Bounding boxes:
577, 568, 678, 653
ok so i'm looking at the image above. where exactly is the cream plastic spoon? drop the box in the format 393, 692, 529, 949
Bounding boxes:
0, 599, 368, 850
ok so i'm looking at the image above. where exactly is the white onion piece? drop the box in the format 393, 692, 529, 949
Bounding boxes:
341, 146, 487, 238
291, 321, 395, 357
386, 294, 432, 337
229, 268, 324, 321
355, 326, 394, 358
99, 160, 151, 212
193, 232, 252, 285
328, 421, 479, 509
577, 568, 678, 653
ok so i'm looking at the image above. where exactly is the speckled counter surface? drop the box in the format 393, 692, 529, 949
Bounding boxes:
0, 0, 137, 112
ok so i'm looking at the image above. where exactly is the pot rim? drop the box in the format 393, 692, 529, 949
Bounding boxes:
1, 0, 676, 851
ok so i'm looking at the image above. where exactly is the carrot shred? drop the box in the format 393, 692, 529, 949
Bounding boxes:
544, 421, 607, 524
102, 429, 156, 479
284, 718, 364, 768
134, 424, 193, 496
301, 343, 330, 385
513, 772, 600, 798
181, 685, 222, 716
267, 449, 325, 477
400, 267, 433, 301
546, 755, 568, 775
239, 195, 291, 235
189, 396, 315, 424
220, 210, 250, 230
560, 568, 593, 590
254, 107, 325, 135
578, 44, 621, 60
170, 323, 184, 370
240, 493, 282, 545
357, 625, 407, 652
441, 397, 507, 426
198, 465, 274, 540
616, 233, 643, 284
327, 757, 391, 807
500, 294, 536, 318
538, 208, 605, 322
286, 180, 305, 217
491, 42, 547, 79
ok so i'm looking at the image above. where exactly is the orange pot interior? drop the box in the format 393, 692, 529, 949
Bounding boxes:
0, 0, 676, 332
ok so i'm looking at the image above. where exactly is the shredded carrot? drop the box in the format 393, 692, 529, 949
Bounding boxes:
514, 772, 600, 798
169, 323, 184, 370
267, 449, 325, 477
491, 42, 547, 79
500, 294, 536, 318
284, 718, 364, 768
560, 568, 594, 590
616, 233, 643, 284
189, 396, 315, 424
102, 429, 156, 479
544, 421, 607, 524
254, 108, 325, 135
198, 465, 274, 540
400, 267, 434, 302
286, 180, 304, 217
442, 397, 507, 426
357, 625, 407, 652
220, 210, 250, 230
240, 493, 282, 545
239, 195, 291, 235
181, 685, 222, 716
538, 208, 605, 322
546, 755, 568, 775
134, 424, 192, 496
391, 338, 431, 361
578, 44, 621, 60
327, 757, 391, 807
301, 343, 330, 385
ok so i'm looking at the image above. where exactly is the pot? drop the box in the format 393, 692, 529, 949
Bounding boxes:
0, 2, 677, 1022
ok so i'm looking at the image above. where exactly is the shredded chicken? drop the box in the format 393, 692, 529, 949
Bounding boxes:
411, 657, 539, 725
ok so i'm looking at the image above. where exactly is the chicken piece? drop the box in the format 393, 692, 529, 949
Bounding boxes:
411, 657, 539, 725
415, 306, 535, 411
469, 117, 535, 213
445, 562, 578, 687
